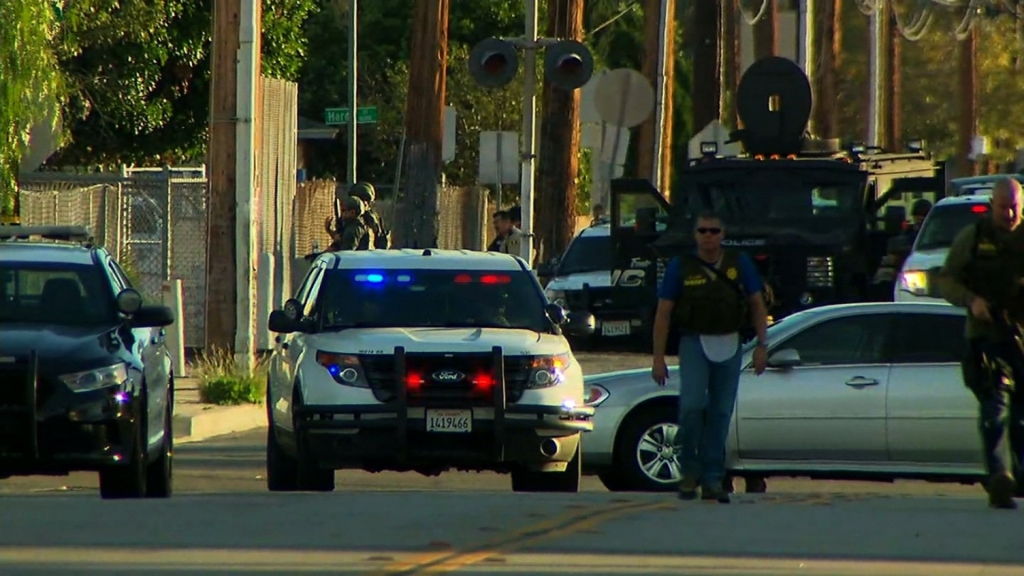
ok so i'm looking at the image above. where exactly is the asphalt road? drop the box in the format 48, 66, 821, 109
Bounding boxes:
3, 429, 1023, 576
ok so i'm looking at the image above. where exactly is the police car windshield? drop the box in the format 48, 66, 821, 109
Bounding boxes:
317, 270, 551, 332
0, 262, 117, 326
915, 203, 990, 251
680, 175, 863, 235
557, 235, 612, 275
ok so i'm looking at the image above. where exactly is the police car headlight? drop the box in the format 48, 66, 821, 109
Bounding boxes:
545, 289, 567, 308
527, 353, 571, 389
897, 270, 928, 296
59, 364, 129, 393
316, 351, 370, 388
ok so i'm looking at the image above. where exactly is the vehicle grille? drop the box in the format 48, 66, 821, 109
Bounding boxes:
0, 363, 49, 409
806, 256, 834, 288
359, 354, 533, 407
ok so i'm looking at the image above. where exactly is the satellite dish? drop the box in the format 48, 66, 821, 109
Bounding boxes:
735, 56, 812, 156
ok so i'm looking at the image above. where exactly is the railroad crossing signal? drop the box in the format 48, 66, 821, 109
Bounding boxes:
468, 37, 594, 91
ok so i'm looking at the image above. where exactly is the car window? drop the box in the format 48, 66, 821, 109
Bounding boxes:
556, 235, 612, 275
892, 313, 966, 363
107, 260, 132, 291
294, 264, 323, 304
915, 203, 989, 251
0, 263, 117, 326
315, 269, 551, 332
776, 314, 892, 366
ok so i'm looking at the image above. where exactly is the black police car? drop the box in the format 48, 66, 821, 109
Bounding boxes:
0, 225, 176, 499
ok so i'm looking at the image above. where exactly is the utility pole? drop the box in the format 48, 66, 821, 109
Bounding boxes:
637, 0, 675, 194
753, 0, 778, 59
811, 0, 840, 139
521, 0, 539, 266
867, 0, 883, 146
536, 0, 584, 260
957, 25, 978, 177
798, 0, 816, 82
883, 2, 901, 151
347, 0, 358, 187
206, 0, 260, 370
402, 0, 450, 248
691, 0, 721, 136
722, 0, 740, 127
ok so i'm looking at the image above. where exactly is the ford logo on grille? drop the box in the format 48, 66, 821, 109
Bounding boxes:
431, 370, 465, 382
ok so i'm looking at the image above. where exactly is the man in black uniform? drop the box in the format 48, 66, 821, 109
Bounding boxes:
326, 196, 371, 251
348, 181, 391, 249
937, 177, 1024, 509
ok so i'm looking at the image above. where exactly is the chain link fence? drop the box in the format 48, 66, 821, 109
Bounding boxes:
291, 179, 491, 256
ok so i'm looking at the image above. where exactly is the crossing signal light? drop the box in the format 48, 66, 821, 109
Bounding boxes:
544, 40, 593, 91
469, 38, 519, 88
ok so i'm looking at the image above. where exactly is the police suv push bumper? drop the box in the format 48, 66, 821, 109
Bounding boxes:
294, 346, 594, 470
0, 351, 143, 475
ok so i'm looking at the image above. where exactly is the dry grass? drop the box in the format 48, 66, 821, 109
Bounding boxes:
190, 346, 268, 406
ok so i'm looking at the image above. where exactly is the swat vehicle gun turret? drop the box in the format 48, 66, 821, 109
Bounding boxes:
606, 56, 946, 334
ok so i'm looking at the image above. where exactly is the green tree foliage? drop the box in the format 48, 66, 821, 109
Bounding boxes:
48, 0, 317, 167
837, 4, 1024, 162
0, 0, 63, 215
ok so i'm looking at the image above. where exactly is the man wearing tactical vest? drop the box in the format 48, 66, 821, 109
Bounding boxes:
937, 177, 1024, 510
348, 181, 391, 249
325, 196, 372, 251
650, 211, 770, 503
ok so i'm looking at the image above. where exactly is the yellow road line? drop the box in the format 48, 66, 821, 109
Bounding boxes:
365, 499, 668, 575
421, 501, 673, 573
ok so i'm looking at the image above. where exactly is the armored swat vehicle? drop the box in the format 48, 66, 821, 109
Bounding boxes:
604, 56, 945, 337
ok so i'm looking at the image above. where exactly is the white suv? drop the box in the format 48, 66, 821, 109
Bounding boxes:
895, 194, 991, 302
264, 249, 596, 493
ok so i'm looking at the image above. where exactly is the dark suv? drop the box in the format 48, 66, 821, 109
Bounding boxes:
0, 225, 176, 499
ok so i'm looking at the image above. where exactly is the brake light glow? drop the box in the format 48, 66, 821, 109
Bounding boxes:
480, 274, 511, 284
971, 205, 989, 213
406, 372, 424, 391
472, 373, 494, 391
454, 274, 472, 283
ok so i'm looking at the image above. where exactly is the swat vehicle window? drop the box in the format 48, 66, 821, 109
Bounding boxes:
556, 235, 612, 275
914, 203, 990, 252
316, 270, 551, 332
678, 172, 865, 234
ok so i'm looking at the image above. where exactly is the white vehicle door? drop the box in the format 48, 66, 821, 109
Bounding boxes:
270, 262, 325, 430
886, 311, 981, 469
737, 313, 892, 462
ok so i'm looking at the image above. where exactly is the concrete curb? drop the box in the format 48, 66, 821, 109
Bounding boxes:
172, 404, 267, 445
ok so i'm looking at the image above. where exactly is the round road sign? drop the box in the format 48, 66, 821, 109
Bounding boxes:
592, 68, 655, 128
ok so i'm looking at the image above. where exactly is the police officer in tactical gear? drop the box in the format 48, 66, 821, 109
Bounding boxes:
326, 196, 372, 251
348, 181, 391, 249
937, 177, 1024, 510
651, 211, 770, 503
904, 198, 933, 244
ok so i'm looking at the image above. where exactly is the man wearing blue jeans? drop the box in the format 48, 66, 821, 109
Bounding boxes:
651, 212, 769, 503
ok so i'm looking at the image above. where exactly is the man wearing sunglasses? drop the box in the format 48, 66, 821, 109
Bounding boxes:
650, 211, 770, 503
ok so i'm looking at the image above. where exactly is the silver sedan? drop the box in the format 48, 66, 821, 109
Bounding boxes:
581, 302, 990, 492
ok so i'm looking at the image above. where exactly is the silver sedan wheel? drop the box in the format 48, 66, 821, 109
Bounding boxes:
635, 422, 683, 484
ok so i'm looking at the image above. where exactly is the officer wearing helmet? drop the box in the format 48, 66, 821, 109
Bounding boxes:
904, 198, 933, 244
348, 181, 391, 249
325, 196, 372, 251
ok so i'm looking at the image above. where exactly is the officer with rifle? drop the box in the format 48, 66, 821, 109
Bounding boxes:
937, 177, 1024, 510
348, 181, 391, 249
325, 196, 373, 251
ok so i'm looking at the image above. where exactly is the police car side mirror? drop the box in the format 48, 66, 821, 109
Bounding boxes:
545, 303, 567, 325
282, 298, 303, 320
562, 311, 596, 337
268, 310, 301, 334
130, 305, 175, 328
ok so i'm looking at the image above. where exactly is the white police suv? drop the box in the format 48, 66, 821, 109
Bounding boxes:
895, 193, 992, 302
265, 249, 596, 493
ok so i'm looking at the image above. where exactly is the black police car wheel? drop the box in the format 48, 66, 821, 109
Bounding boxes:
266, 383, 300, 492
99, 412, 147, 499
145, 399, 173, 498
291, 387, 335, 492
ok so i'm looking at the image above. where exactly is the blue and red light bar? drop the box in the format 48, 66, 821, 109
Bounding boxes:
454, 274, 511, 284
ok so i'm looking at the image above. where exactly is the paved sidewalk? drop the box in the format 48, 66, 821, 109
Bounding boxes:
172, 377, 265, 444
